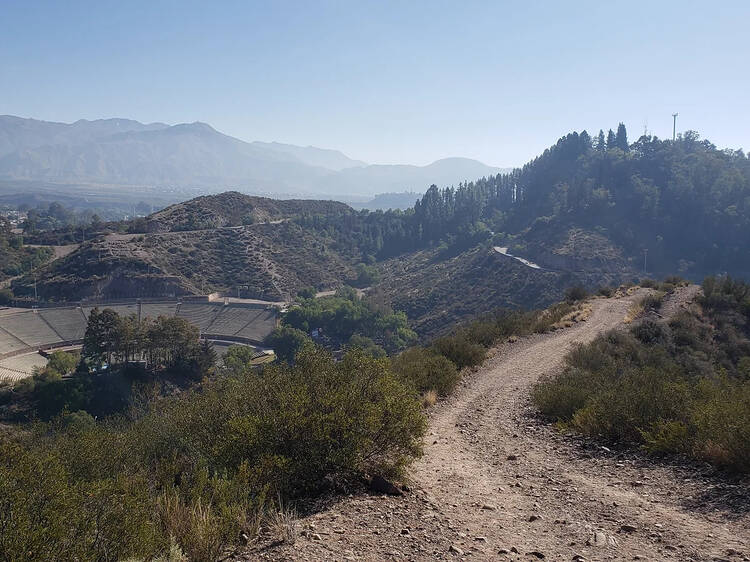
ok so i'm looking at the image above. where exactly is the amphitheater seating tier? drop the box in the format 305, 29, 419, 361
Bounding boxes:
0, 328, 29, 356
140, 303, 178, 320
235, 309, 277, 342
39, 308, 87, 341
176, 304, 224, 331
1, 312, 62, 347
207, 307, 263, 336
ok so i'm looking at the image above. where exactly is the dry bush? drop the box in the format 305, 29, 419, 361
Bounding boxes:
267, 500, 298, 544
421, 389, 438, 408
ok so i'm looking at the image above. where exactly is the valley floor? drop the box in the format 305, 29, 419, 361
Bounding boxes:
245, 288, 749, 561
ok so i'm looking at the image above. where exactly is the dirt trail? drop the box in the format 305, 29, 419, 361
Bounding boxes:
250, 288, 749, 561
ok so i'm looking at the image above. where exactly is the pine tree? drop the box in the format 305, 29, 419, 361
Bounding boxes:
596, 130, 606, 152
606, 129, 616, 149
616, 122, 629, 151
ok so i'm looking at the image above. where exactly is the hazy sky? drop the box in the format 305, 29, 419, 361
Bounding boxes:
2, 1, 748, 166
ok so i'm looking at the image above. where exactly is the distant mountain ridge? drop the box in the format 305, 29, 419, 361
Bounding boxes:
0, 115, 506, 196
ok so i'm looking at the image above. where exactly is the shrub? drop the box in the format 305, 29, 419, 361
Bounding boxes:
431, 334, 486, 370
0, 346, 427, 559
391, 347, 459, 396
597, 286, 614, 297
533, 280, 750, 472
264, 325, 313, 363
640, 292, 665, 312
296, 286, 316, 300
564, 285, 589, 302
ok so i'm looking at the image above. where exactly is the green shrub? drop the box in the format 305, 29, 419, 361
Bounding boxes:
0, 346, 427, 559
264, 325, 313, 363
391, 347, 459, 396
431, 334, 486, 370
640, 292, 665, 312
564, 285, 589, 302
597, 286, 614, 297
533, 279, 750, 472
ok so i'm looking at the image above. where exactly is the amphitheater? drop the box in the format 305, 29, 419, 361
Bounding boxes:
0, 299, 279, 382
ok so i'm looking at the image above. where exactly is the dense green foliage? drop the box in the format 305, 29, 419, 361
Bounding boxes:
0, 217, 52, 282
0, 348, 425, 561
82, 308, 215, 377
533, 277, 750, 471
297, 128, 750, 277
280, 287, 416, 353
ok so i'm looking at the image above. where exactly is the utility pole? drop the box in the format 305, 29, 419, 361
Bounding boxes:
672, 113, 678, 141
643, 248, 648, 274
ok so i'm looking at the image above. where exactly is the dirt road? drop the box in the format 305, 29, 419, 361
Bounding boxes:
250, 289, 749, 561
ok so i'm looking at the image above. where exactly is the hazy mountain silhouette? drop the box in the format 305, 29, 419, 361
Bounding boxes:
0, 116, 506, 196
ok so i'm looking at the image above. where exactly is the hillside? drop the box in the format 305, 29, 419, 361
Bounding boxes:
0, 116, 503, 197
143, 191, 351, 232
378, 244, 623, 338
9, 126, 749, 339
14, 219, 357, 302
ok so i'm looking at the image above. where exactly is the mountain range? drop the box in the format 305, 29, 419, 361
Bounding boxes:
0, 116, 507, 197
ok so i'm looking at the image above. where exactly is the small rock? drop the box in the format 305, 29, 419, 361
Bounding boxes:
529, 514, 541, 522
572, 554, 585, 561
311, 533, 322, 540
507, 454, 518, 461
620, 524, 637, 533
481, 504, 498, 511
400, 529, 410, 535
511, 547, 519, 553
474, 536, 487, 542
449, 544, 464, 555
527, 552, 545, 559
498, 548, 510, 555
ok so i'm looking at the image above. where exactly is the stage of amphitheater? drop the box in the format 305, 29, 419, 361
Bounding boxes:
0, 301, 278, 382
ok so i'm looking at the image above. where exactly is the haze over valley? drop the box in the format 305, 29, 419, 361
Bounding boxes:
0, 115, 507, 204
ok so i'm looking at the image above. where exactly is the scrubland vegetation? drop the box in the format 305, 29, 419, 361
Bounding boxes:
391, 302, 579, 399
276, 286, 416, 354
534, 276, 750, 472
0, 216, 52, 283
0, 347, 425, 561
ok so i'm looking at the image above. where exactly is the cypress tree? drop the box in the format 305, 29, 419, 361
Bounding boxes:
596, 129, 606, 152
606, 129, 616, 149
616, 122, 629, 151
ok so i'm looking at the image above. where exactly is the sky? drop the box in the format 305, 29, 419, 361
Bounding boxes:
2, 0, 748, 167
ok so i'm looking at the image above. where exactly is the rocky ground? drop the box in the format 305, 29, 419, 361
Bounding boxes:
241, 287, 749, 561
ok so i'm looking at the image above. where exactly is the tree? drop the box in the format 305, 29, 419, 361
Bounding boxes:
606, 129, 616, 150
616, 122, 629, 151
265, 326, 313, 363
596, 130, 606, 152
82, 308, 121, 369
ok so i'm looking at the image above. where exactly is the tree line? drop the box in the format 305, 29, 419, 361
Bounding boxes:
296, 125, 750, 277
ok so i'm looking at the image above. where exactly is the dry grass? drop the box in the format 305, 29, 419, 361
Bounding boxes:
421, 389, 438, 408
157, 493, 224, 562
267, 501, 298, 545
550, 302, 592, 330
624, 302, 644, 324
